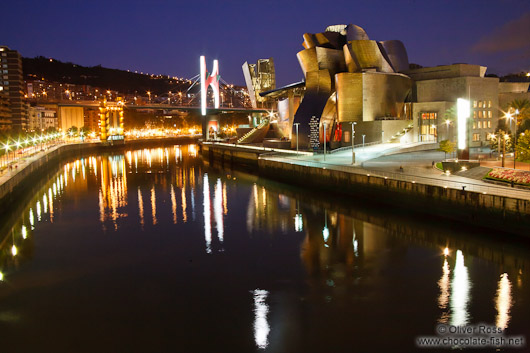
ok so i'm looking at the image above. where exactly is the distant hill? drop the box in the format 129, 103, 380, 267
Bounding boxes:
22, 56, 193, 95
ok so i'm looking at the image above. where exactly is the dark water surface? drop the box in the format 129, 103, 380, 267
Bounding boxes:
0, 144, 529, 352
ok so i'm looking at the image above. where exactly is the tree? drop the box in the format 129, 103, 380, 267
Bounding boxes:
508, 99, 530, 132
490, 130, 513, 154
67, 126, 78, 137
516, 130, 530, 162
437, 140, 456, 159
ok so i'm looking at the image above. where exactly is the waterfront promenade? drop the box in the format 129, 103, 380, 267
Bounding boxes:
261, 146, 530, 201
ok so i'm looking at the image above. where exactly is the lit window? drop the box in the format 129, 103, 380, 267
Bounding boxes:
478, 111, 482, 118
488, 121, 491, 128
488, 111, 492, 118
473, 121, 476, 129
483, 111, 486, 118
473, 101, 477, 108
478, 121, 482, 129
473, 111, 477, 118
473, 133, 480, 141
478, 101, 483, 108
488, 100, 492, 108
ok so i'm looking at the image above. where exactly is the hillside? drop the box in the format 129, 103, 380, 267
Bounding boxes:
22, 56, 192, 95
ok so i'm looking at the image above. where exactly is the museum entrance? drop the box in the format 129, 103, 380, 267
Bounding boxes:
419, 112, 437, 142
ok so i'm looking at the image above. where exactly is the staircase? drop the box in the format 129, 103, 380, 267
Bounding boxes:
388, 123, 414, 143
237, 119, 270, 144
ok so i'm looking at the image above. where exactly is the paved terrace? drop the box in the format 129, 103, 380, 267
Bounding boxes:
259, 142, 530, 201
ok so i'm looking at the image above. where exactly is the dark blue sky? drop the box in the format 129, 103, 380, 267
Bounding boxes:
3, 0, 529, 86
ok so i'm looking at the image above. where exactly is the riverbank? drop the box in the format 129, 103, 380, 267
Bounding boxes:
201, 142, 530, 237
0, 136, 199, 215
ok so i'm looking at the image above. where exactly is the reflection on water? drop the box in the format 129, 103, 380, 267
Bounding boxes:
438, 256, 451, 324
496, 273, 512, 329
450, 250, 471, 326
0, 143, 528, 351
203, 173, 212, 254
253, 289, 270, 350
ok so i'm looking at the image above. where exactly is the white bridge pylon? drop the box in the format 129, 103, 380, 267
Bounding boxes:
200, 56, 220, 116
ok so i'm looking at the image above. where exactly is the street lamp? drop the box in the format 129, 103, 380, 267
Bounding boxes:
514, 109, 519, 169
293, 123, 300, 154
381, 130, 385, 143
350, 122, 357, 164
362, 134, 366, 149
323, 123, 327, 160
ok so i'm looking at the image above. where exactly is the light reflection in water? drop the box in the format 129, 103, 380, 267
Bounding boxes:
151, 186, 157, 225
138, 187, 144, 228
29, 208, 34, 229
36, 201, 41, 221
203, 174, 212, 254
253, 289, 270, 350
495, 273, 512, 330
181, 187, 187, 223
48, 188, 54, 222
438, 257, 451, 324
170, 185, 178, 224
214, 178, 224, 244
222, 182, 228, 215
450, 250, 471, 326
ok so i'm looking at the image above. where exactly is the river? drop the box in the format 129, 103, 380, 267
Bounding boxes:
0, 143, 528, 352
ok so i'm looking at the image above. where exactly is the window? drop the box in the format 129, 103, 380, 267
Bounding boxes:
483, 111, 486, 118
473, 101, 477, 108
473, 111, 477, 118
473, 133, 480, 141
478, 111, 482, 118
488, 100, 492, 108
478, 101, 483, 108
488, 111, 492, 118
478, 121, 482, 129
473, 121, 476, 129
488, 121, 491, 128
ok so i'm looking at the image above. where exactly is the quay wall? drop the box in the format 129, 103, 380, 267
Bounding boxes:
201, 143, 530, 236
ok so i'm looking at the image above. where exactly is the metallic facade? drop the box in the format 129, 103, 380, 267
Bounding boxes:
290, 24, 412, 149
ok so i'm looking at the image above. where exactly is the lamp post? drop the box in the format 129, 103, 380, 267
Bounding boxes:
362, 134, 366, 150
381, 130, 385, 143
323, 123, 327, 161
350, 122, 357, 164
514, 109, 519, 169
294, 123, 300, 154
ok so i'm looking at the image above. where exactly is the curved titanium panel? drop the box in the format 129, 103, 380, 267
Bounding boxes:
344, 40, 394, 73
291, 69, 332, 149
315, 47, 347, 83
297, 47, 347, 80
303, 33, 316, 49
346, 24, 370, 41
336, 72, 363, 123
379, 40, 409, 73
297, 48, 319, 77
360, 72, 412, 121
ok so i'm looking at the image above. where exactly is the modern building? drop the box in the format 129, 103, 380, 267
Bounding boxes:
408, 64, 500, 146
0, 46, 27, 130
242, 59, 276, 109
244, 24, 529, 151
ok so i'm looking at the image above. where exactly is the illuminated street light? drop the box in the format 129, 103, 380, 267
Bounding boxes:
293, 123, 300, 154
350, 122, 357, 164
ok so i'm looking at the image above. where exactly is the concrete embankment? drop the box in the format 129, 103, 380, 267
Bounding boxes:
201, 142, 530, 236
0, 136, 198, 214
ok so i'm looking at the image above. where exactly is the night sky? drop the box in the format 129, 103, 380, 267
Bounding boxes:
3, 0, 529, 86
